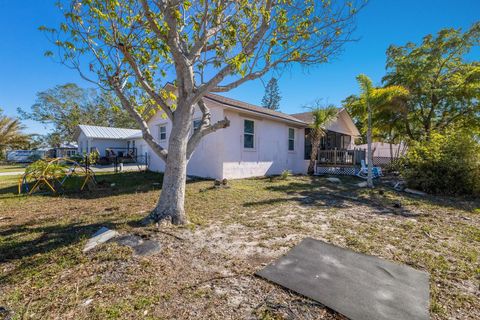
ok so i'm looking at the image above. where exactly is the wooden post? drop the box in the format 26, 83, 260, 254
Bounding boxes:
334, 148, 337, 166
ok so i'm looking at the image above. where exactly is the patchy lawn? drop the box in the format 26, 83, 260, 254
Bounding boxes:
0, 164, 26, 173
0, 171, 478, 320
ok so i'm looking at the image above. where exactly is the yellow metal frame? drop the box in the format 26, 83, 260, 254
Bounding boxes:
18, 157, 96, 195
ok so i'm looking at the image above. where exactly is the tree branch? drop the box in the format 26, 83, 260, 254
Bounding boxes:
118, 43, 174, 120
186, 98, 230, 158
109, 76, 168, 161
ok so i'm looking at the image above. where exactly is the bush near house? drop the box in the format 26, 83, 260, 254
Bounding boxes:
402, 128, 480, 196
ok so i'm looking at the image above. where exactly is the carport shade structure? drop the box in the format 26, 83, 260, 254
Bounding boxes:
256, 238, 429, 320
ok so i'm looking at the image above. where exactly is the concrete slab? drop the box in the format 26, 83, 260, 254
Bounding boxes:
83, 227, 119, 252
256, 238, 429, 320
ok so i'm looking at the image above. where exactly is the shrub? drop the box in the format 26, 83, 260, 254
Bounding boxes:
401, 129, 480, 196
280, 170, 291, 180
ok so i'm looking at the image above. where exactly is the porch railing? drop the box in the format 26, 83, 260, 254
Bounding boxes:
317, 149, 366, 167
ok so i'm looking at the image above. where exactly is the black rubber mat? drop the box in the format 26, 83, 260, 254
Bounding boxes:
256, 238, 429, 320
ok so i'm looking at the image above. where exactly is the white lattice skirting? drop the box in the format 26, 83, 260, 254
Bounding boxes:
316, 166, 358, 176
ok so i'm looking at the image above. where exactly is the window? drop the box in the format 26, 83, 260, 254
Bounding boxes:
243, 119, 255, 149
341, 135, 351, 149
193, 119, 202, 132
304, 128, 312, 160
288, 128, 295, 151
159, 125, 167, 141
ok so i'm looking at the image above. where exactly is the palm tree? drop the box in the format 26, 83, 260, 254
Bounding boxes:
346, 75, 409, 187
0, 108, 29, 159
307, 105, 338, 175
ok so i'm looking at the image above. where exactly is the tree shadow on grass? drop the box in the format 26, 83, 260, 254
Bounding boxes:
0, 220, 124, 264
244, 175, 421, 218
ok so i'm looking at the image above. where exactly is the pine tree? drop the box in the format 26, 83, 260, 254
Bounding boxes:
261, 77, 281, 111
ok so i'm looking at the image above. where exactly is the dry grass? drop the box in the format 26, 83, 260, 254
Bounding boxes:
0, 171, 479, 319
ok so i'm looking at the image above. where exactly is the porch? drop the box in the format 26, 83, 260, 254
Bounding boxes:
315, 149, 366, 176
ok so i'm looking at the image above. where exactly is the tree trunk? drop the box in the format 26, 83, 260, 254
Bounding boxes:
308, 135, 319, 175
367, 103, 374, 188
144, 101, 192, 225
149, 141, 188, 225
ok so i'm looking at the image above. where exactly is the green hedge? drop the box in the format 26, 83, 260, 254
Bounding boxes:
402, 129, 480, 196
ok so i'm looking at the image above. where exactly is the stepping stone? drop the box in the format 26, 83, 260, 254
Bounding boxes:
326, 177, 341, 183
83, 227, 119, 252
133, 240, 161, 256
111, 234, 161, 256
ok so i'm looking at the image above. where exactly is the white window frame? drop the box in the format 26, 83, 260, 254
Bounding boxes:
243, 119, 255, 150
288, 127, 295, 152
158, 124, 167, 141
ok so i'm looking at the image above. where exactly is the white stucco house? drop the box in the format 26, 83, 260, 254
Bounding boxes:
76, 92, 361, 179
146, 92, 361, 179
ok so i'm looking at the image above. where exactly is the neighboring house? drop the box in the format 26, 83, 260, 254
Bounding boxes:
146, 92, 361, 179
49, 142, 79, 158
74, 125, 146, 159
356, 141, 407, 166
356, 142, 407, 158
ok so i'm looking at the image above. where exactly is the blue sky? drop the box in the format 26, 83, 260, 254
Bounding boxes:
0, 0, 479, 134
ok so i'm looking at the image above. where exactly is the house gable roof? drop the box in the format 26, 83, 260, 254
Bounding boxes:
160, 83, 307, 126
203, 92, 307, 126
291, 109, 361, 136
75, 125, 142, 140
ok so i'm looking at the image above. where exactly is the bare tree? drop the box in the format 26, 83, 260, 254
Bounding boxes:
44, 0, 364, 225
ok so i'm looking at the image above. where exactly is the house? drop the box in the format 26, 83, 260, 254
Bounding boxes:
48, 142, 79, 158
146, 92, 362, 179
76, 93, 362, 178
74, 125, 147, 161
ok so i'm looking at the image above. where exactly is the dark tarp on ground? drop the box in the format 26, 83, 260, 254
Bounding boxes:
256, 238, 429, 320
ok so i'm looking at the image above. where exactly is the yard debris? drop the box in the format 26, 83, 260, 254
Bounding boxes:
393, 181, 406, 191
405, 188, 427, 196
326, 177, 341, 183
83, 227, 119, 252
112, 234, 161, 256
0, 306, 12, 320
81, 299, 93, 307
213, 179, 230, 189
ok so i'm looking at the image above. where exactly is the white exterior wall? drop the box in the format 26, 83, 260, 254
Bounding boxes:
146, 105, 224, 178
221, 110, 305, 179
146, 105, 307, 179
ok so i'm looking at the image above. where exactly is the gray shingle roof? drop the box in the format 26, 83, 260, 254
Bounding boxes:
204, 92, 307, 125
76, 125, 142, 140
